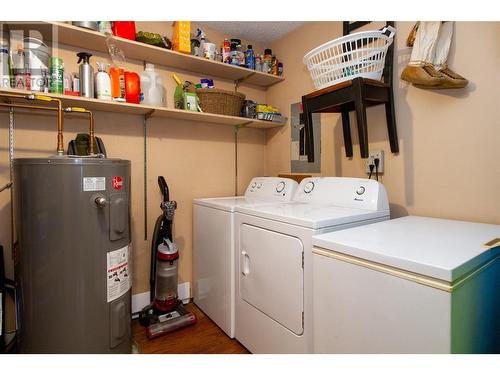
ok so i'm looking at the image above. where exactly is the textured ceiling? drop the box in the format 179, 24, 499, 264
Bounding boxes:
196, 21, 307, 43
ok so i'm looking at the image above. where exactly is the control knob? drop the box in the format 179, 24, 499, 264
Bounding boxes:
356, 186, 366, 195
276, 181, 286, 193
303, 181, 315, 194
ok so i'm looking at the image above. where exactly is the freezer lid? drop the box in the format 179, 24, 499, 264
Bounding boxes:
312, 216, 500, 282
237, 202, 390, 229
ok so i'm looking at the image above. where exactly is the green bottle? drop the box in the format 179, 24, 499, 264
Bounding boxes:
49, 57, 64, 94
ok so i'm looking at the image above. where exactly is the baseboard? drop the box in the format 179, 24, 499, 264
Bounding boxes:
131, 282, 191, 315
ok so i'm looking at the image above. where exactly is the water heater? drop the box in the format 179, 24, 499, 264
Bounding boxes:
13, 157, 131, 353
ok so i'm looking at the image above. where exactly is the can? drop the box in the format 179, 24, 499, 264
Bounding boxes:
223, 38, 231, 63
49, 57, 64, 94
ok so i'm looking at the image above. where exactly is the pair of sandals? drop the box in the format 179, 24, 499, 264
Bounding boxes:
401, 22, 468, 90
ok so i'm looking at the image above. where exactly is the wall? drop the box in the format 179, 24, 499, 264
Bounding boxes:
0, 22, 268, 299
266, 21, 500, 224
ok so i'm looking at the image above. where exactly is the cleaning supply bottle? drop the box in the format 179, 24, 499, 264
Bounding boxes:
13, 44, 26, 89
124, 71, 140, 104
95, 61, 111, 100
49, 57, 64, 94
110, 66, 126, 102
140, 63, 165, 107
76, 52, 94, 98
245, 45, 255, 70
0, 33, 11, 88
173, 73, 184, 109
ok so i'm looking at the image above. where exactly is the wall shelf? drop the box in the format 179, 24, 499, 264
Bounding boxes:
0, 88, 284, 129
1, 21, 285, 88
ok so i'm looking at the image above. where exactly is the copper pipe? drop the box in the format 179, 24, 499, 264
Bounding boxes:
0, 93, 64, 155
0, 102, 58, 112
0, 102, 96, 155
63, 107, 95, 155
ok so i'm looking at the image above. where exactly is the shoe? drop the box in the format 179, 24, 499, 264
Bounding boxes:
401, 63, 446, 86
438, 66, 469, 88
413, 65, 469, 90
406, 22, 420, 47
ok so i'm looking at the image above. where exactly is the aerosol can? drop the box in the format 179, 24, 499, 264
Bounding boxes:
77, 52, 94, 98
139, 177, 196, 339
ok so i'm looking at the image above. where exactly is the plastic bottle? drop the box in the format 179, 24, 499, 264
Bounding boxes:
13, 44, 26, 90
110, 66, 126, 102
76, 52, 94, 98
0, 32, 11, 88
271, 56, 278, 76
173, 73, 184, 109
95, 62, 112, 100
255, 55, 262, 72
222, 38, 231, 63
139, 63, 165, 107
263, 49, 273, 74
245, 45, 255, 70
49, 57, 64, 94
124, 71, 140, 104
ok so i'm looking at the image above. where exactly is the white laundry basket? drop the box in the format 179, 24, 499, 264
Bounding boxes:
303, 26, 396, 90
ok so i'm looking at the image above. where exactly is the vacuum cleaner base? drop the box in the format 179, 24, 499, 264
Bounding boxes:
140, 301, 197, 339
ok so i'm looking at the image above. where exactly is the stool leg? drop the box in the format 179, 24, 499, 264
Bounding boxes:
341, 110, 353, 157
385, 89, 399, 153
353, 80, 369, 158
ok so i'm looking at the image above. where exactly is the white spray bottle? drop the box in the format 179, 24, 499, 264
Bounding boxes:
95, 61, 111, 100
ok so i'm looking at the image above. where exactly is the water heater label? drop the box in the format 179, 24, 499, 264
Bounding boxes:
83, 177, 106, 192
107, 244, 131, 303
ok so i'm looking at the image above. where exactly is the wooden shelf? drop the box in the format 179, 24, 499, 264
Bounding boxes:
0, 88, 284, 129
1, 21, 285, 88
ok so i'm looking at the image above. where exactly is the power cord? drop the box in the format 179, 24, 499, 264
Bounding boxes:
368, 164, 374, 180
374, 158, 380, 181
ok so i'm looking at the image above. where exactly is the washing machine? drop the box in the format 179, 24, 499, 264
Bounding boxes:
193, 177, 298, 338
312, 216, 500, 353
234, 177, 390, 353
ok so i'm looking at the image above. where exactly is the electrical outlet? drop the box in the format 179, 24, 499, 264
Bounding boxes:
365, 150, 384, 174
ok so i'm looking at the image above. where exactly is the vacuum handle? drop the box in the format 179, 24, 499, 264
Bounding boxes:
158, 176, 169, 202
241, 251, 250, 276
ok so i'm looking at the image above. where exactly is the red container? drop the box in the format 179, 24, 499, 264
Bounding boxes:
112, 21, 136, 40
124, 71, 140, 104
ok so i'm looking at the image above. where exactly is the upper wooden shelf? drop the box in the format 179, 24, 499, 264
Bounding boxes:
1, 21, 285, 88
0, 87, 284, 129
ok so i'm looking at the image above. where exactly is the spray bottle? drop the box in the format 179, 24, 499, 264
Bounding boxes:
95, 62, 111, 100
77, 52, 94, 98
173, 73, 184, 109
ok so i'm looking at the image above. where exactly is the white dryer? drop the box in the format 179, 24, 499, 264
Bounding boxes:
234, 177, 390, 353
193, 177, 298, 338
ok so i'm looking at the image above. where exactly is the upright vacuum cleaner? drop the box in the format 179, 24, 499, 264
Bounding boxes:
139, 177, 196, 339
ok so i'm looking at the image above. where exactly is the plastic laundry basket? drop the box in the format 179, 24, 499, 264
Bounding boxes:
303, 26, 396, 90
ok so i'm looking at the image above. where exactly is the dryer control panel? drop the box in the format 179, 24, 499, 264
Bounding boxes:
244, 177, 298, 201
293, 177, 389, 211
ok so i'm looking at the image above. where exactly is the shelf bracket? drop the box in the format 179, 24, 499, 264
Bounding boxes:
235, 121, 252, 130
142, 112, 154, 241
234, 72, 256, 91
233, 121, 253, 196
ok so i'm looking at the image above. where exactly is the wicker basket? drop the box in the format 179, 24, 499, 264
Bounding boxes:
196, 88, 246, 116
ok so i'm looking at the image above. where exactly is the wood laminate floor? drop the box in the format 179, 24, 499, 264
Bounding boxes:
132, 303, 249, 354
